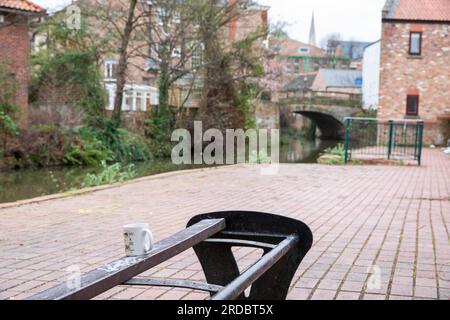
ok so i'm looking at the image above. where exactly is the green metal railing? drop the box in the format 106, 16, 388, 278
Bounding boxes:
344, 117, 424, 165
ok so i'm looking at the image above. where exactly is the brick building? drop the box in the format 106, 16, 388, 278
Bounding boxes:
77, 0, 269, 113
0, 0, 45, 124
379, 0, 450, 145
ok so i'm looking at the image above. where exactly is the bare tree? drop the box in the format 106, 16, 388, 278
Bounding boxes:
320, 32, 342, 56
191, 0, 268, 130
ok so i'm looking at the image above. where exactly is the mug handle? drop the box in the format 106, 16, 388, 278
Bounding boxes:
142, 229, 153, 253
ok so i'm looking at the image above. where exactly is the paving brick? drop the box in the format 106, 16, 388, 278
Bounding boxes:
415, 286, 438, 299
0, 149, 448, 301
336, 291, 361, 300
363, 294, 386, 300
310, 289, 336, 300
287, 288, 311, 300
157, 289, 189, 300
341, 280, 365, 293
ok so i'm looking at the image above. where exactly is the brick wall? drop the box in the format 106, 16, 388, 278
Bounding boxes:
0, 13, 30, 125
379, 22, 450, 145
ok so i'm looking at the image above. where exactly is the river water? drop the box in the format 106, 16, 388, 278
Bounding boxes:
0, 137, 339, 204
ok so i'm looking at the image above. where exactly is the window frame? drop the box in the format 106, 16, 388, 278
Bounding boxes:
298, 47, 310, 54
406, 94, 420, 116
104, 59, 118, 81
409, 32, 422, 56
294, 59, 300, 75
191, 43, 204, 69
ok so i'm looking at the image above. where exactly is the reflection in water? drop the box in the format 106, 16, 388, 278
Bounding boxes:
280, 138, 340, 164
0, 135, 340, 204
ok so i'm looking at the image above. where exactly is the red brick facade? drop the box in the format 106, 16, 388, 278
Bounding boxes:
0, 12, 30, 124
379, 21, 450, 145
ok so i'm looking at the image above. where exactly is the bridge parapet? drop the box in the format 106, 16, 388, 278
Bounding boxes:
279, 92, 364, 139
279, 91, 362, 109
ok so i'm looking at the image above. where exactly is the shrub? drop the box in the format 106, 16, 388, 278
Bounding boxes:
323, 144, 345, 157
91, 117, 152, 163
81, 161, 137, 188
0, 102, 19, 154
64, 126, 113, 166
64, 122, 152, 167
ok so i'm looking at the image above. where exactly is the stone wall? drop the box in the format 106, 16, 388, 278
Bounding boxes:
379, 21, 450, 145
255, 101, 279, 130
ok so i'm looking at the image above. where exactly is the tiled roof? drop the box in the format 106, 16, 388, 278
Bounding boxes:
283, 74, 317, 92
318, 69, 362, 88
0, 0, 46, 13
271, 38, 326, 57
384, 0, 450, 22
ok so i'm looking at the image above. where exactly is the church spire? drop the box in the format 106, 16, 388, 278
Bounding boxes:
309, 12, 316, 46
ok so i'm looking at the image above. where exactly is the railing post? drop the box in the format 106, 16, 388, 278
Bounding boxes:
344, 118, 351, 164
387, 120, 394, 160
417, 120, 424, 166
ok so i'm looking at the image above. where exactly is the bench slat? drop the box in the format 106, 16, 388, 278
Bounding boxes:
124, 278, 223, 293
28, 218, 226, 300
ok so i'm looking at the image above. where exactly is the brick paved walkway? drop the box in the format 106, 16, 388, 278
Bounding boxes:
0, 149, 449, 300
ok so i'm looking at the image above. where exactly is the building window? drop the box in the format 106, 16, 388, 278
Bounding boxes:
192, 44, 203, 68
156, 7, 168, 25
105, 60, 118, 80
106, 84, 157, 112
294, 59, 300, 75
298, 47, 310, 54
409, 32, 422, 55
123, 90, 134, 111
286, 60, 291, 76
0, 14, 5, 24
303, 58, 310, 73
406, 94, 419, 116
171, 47, 182, 58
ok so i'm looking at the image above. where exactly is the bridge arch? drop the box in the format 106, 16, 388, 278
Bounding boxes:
294, 111, 346, 139
284, 102, 361, 140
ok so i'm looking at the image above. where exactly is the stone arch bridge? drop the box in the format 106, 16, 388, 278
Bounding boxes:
278, 95, 364, 139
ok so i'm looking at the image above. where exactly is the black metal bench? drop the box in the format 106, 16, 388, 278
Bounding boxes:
29, 211, 313, 300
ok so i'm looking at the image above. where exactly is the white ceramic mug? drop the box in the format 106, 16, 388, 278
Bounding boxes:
123, 223, 154, 257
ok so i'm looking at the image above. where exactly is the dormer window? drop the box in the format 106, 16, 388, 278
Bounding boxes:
409, 32, 422, 55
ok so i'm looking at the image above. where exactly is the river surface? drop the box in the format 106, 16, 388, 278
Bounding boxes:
0, 136, 339, 204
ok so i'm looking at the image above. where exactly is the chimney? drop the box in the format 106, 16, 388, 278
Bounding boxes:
382, 0, 396, 19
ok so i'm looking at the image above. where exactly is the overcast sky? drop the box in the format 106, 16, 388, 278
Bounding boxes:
34, 0, 386, 44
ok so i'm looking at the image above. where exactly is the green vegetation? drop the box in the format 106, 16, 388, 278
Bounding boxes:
319, 143, 363, 165
324, 144, 345, 156
281, 123, 317, 145
64, 123, 152, 167
0, 63, 19, 155
64, 126, 113, 166
318, 155, 345, 165
81, 161, 137, 188
235, 83, 258, 129
353, 108, 378, 119
318, 143, 345, 165
27, 15, 153, 169
145, 104, 175, 159
0, 103, 19, 153
30, 50, 105, 118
